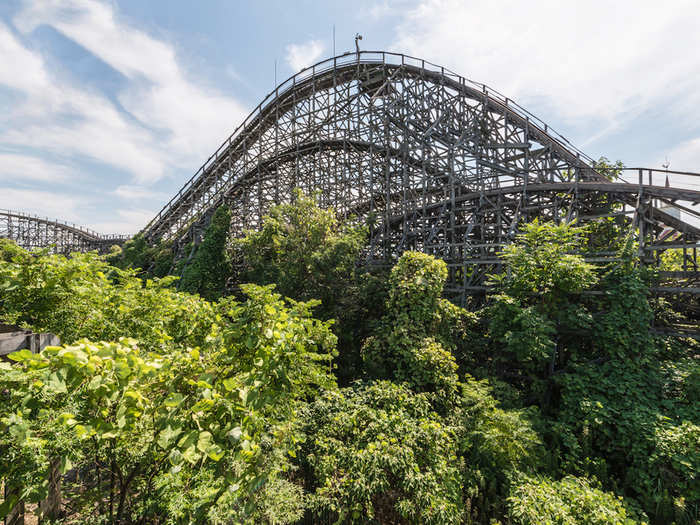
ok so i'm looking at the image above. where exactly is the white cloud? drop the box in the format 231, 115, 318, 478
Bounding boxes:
113, 185, 167, 201
391, 0, 700, 130
0, 22, 48, 95
90, 208, 154, 235
0, 153, 73, 182
368, 1, 395, 20
0, 21, 166, 181
0, 0, 245, 193
285, 39, 325, 72
0, 187, 81, 222
666, 138, 700, 179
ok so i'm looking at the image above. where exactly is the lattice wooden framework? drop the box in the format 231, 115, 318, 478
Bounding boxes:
140, 51, 700, 301
0, 209, 127, 254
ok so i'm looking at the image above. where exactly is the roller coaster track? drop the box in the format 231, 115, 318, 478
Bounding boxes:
2, 51, 700, 331
133, 51, 699, 292
0, 209, 128, 254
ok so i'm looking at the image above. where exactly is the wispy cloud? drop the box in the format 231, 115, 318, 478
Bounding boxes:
11, 0, 247, 182
285, 38, 325, 72
0, 153, 73, 183
0, 0, 249, 232
666, 137, 700, 175
391, 0, 700, 132
0, 187, 81, 222
113, 185, 167, 201
90, 207, 155, 235
368, 1, 396, 20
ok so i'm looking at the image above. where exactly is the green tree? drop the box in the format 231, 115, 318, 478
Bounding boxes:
108, 233, 175, 278
233, 190, 370, 382
487, 220, 597, 401
0, 284, 337, 524
455, 376, 544, 522
180, 205, 233, 300
233, 189, 366, 317
362, 252, 476, 408
0, 244, 214, 349
507, 475, 645, 524
302, 381, 464, 524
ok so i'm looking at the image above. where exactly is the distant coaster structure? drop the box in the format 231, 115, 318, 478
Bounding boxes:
3, 51, 700, 304
0, 208, 128, 255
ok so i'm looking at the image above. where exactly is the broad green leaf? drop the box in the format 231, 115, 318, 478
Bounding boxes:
59, 456, 73, 474
8, 349, 33, 362
157, 424, 183, 450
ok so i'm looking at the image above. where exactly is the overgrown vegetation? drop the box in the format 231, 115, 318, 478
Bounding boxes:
0, 193, 697, 524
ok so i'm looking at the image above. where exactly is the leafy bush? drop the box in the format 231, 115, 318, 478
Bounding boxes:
233, 189, 365, 318
634, 421, 699, 523
507, 475, 644, 525
0, 243, 214, 348
0, 272, 336, 523
456, 376, 544, 521
107, 233, 175, 278
180, 205, 233, 300
362, 252, 475, 407
232, 190, 369, 382
302, 381, 464, 524
0, 215, 696, 525
490, 219, 597, 307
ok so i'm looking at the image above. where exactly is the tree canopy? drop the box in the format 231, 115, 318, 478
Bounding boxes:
0, 194, 697, 524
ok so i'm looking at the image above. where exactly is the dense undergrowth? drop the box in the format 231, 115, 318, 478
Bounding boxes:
0, 192, 697, 524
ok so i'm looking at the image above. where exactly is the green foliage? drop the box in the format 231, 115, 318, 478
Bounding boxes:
234, 190, 365, 317
594, 156, 625, 181
485, 220, 596, 401
180, 205, 233, 300
362, 252, 476, 407
507, 475, 644, 525
456, 376, 544, 521
0, 245, 214, 348
0, 282, 336, 524
232, 190, 369, 382
490, 219, 597, 310
302, 381, 464, 524
1, 208, 697, 525
0, 238, 27, 261
637, 421, 699, 523
386, 250, 447, 321
108, 233, 175, 278
487, 294, 555, 376
595, 261, 655, 359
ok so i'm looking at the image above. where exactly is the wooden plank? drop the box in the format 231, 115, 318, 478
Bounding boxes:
0, 331, 60, 356
651, 287, 700, 294
0, 333, 30, 356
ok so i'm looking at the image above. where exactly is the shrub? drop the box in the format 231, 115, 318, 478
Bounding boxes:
302, 381, 464, 524
507, 475, 644, 525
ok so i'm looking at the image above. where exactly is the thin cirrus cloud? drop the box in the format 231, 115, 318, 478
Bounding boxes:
0, 0, 248, 233
389, 0, 700, 162
0, 153, 73, 183
10, 0, 248, 182
285, 39, 326, 72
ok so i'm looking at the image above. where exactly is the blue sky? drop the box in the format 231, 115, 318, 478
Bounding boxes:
2, 0, 700, 234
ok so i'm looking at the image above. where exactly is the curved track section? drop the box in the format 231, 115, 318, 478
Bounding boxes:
143, 51, 607, 245
0, 209, 128, 254
141, 51, 700, 297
